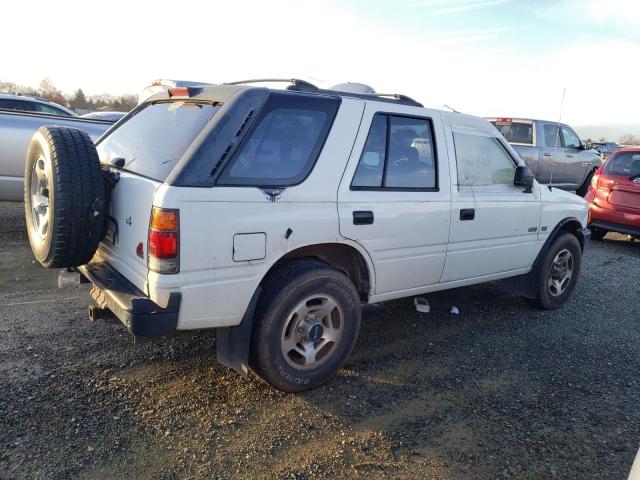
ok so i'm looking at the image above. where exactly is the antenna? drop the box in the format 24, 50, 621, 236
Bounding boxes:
443, 104, 459, 113
548, 88, 566, 190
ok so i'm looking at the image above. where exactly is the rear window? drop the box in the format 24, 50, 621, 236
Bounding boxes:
492, 121, 533, 145
603, 152, 640, 176
97, 101, 219, 181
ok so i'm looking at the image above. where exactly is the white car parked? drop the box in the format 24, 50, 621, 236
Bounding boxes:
23, 79, 590, 392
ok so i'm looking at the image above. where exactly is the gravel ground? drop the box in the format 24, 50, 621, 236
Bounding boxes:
1, 200, 639, 479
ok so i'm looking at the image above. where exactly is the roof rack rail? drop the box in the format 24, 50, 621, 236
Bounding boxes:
223, 78, 319, 91
373, 93, 423, 107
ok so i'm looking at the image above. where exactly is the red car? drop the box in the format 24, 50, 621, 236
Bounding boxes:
585, 147, 640, 240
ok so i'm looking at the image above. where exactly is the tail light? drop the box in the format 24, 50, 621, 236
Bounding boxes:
148, 207, 179, 274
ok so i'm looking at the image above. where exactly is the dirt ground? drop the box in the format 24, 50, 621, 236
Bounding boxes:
1, 200, 639, 479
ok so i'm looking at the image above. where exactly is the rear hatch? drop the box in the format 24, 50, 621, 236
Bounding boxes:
601, 151, 640, 213
95, 99, 221, 294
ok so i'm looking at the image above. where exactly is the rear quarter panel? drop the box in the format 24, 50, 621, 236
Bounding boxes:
148, 98, 371, 330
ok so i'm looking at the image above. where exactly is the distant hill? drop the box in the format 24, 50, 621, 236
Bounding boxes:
575, 124, 640, 143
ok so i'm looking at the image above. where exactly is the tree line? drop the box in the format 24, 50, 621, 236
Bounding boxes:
0, 78, 137, 112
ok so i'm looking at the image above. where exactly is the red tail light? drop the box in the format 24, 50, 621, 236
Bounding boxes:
148, 207, 179, 274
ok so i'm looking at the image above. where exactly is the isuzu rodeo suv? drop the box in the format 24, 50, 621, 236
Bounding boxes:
23, 79, 590, 392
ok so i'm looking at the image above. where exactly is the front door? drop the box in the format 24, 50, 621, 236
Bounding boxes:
442, 127, 540, 282
337, 105, 451, 295
539, 122, 567, 184
561, 125, 589, 188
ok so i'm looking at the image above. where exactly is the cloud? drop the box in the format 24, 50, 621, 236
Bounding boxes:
414, 0, 511, 16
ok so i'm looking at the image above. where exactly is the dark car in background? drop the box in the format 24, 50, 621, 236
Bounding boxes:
0, 92, 76, 117
592, 141, 620, 162
585, 148, 640, 240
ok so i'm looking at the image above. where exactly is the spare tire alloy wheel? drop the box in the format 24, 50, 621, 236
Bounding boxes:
24, 126, 107, 268
29, 152, 51, 244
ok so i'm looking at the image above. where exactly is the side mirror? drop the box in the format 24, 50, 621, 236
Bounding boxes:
581, 141, 593, 151
514, 165, 535, 192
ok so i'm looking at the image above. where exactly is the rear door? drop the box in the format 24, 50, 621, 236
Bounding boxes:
338, 103, 451, 294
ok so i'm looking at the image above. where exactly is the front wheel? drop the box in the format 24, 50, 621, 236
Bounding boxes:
533, 233, 582, 310
250, 259, 361, 392
576, 170, 595, 197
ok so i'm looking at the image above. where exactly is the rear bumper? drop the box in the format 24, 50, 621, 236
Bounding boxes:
589, 202, 640, 236
78, 262, 180, 336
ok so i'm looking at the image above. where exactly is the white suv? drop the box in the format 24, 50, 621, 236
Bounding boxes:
23, 79, 590, 392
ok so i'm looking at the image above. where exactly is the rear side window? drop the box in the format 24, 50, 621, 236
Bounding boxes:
453, 133, 516, 186
492, 121, 533, 145
96, 101, 220, 182
351, 113, 437, 190
218, 93, 340, 186
0, 99, 23, 111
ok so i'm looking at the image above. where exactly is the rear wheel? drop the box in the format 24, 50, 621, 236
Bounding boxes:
589, 227, 607, 241
533, 233, 582, 310
24, 126, 106, 268
250, 259, 361, 392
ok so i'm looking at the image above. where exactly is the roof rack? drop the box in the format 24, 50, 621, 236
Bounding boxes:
223, 78, 319, 91
372, 93, 423, 107
222, 78, 423, 108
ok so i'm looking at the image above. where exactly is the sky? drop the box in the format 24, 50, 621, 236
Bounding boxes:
2, 0, 639, 139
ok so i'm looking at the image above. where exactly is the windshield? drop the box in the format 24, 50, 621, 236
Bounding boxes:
491, 121, 534, 145
603, 151, 640, 177
97, 101, 220, 181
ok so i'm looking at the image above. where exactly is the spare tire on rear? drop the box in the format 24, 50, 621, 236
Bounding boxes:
24, 126, 106, 268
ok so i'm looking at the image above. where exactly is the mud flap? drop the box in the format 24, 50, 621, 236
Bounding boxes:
216, 286, 261, 379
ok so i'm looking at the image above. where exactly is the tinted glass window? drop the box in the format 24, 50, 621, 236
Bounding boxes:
220, 94, 339, 186
386, 116, 436, 188
543, 124, 562, 147
33, 103, 71, 116
351, 114, 437, 189
561, 126, 581, 149
352, 114, 386, 188
97, 101, 219, 181
603, 152, 640, 176
0, 99, 23, 111
492, 121, 533, 145
454, 133, 516, 186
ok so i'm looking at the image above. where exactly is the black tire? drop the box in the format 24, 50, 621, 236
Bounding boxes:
24, 126, 106, 268
576, 170, 595, 197
533, 233, 582, 310
250, 259, 361, 392
589, 227, 607, 241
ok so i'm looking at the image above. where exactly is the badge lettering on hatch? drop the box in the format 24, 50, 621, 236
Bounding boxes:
125, 216, 132, 225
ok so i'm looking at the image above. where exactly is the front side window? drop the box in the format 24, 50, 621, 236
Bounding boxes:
351, 113, 437, 189
561, 126, 581, 149
34, 103, 71, 116
219, 93, 339, 186
453, 133, 516, 186
543, 124, 562, 147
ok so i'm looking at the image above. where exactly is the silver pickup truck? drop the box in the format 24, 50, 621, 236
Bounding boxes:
0, 109, 115, 201
488, 118, 600, 196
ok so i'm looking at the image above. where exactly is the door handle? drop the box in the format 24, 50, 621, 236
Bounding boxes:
567, 154, 574, 158
460, 208, 475, 221
353, 211, 374, 225
543, 153, 552, 157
